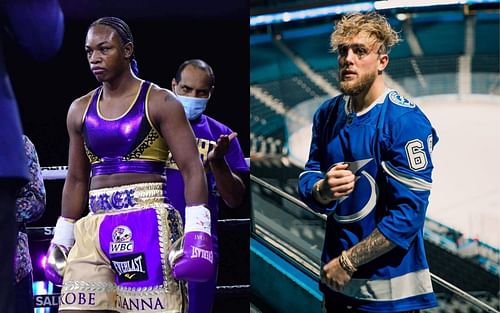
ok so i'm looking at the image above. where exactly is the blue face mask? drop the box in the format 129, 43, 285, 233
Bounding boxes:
175, 94, 209, 121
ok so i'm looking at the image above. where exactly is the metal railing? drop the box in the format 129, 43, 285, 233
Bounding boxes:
251, 174, 499, 313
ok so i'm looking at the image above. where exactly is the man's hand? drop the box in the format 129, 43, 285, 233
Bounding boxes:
314, 163, 355, 204
321, 256, 353, 292
207, 132, 237, 162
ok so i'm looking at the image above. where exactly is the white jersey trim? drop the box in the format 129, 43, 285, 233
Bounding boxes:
343, 89, 392, 117
338, 268, 434, 301
299, 170, 323, 179
381, 162, 432, 191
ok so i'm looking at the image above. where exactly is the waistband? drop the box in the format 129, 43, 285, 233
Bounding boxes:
91, 160, 165, 177
88, 182, 168, 214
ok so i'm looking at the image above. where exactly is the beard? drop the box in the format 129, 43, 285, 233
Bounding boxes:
339, 70, 377, 96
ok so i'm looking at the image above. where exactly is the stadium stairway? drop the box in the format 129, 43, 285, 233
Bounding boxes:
251, 157, 499, 312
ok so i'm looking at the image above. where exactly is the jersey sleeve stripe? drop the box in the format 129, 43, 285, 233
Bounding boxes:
381, 162, 432, 191
299, 170, 324, 179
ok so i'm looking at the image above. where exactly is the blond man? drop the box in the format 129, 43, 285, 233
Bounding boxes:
298, 12, 438, 312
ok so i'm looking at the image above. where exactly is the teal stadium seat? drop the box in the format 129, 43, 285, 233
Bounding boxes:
251, 41, 302, 83
387, 18, 413, 59
412, 13, 465, 55
258, 77, 325, 109
250, 95, 286, 139
475, 13, 499, 55
282, 24, 337, 72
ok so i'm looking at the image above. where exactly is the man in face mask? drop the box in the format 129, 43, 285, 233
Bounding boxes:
167, 59, 249, 313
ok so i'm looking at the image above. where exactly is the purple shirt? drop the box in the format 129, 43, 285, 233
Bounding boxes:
164, 115, 249, 254
83, 81, 168, 176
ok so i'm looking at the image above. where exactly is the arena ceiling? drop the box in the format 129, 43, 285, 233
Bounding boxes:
250, 0, 366, 15
59, 0, 247, 19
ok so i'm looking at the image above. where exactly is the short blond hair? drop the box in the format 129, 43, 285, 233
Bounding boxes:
330, 12, 400, 54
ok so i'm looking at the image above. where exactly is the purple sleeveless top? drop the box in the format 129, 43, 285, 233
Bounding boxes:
83, 81, 169, 177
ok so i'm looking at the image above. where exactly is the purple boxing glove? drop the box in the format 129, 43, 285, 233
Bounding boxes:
45, 217, 75, 286
168, 205, 214, 282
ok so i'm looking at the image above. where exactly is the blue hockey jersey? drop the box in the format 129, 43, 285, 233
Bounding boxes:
298, 89, 438, 312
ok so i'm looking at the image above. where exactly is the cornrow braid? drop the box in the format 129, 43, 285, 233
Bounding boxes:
90, 17, 139, 75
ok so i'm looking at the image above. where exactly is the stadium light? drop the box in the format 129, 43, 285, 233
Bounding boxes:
250, 2, 374, 27
396, 13, 409, 21
250, 0, 499, 27
374, 0, 500, 10
374, 0, 467, 10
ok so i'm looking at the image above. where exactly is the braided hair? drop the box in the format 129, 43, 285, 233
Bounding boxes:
89, 17, 139, 75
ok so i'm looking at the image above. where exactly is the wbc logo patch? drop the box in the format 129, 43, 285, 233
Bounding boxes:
110, 225, 134, 254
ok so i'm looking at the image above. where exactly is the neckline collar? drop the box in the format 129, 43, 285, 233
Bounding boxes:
343, 88, 392, 117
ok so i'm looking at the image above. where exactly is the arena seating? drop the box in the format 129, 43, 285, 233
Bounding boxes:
250, 8, 500, 312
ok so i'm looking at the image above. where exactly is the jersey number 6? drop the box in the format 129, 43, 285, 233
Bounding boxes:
405, 139, 428, 171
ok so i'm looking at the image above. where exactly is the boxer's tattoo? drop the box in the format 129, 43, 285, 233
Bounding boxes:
348, 228, 396, 268
164, 91, 176, 102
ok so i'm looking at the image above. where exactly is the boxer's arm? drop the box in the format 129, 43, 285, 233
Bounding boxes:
151, 87, 214, 282
61, 99, 90, 220
46, 98, 89, 285
150, 87, 208, 206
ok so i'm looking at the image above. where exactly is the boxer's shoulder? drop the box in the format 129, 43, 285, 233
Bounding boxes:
71, 89, 97, 110
67, 89, 98, 127
148, 83, 177, 105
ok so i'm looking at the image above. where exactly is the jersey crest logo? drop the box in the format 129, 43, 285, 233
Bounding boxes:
334, 158, 378, 224
389, 91, 415, 108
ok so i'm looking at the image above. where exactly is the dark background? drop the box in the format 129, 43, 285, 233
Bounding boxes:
4, 1, 250, 227
4, 2, 250, 311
